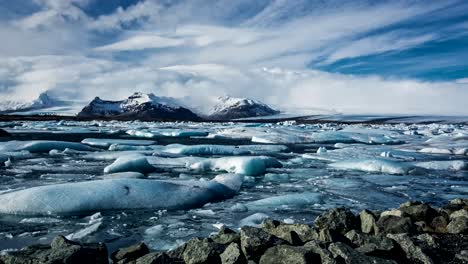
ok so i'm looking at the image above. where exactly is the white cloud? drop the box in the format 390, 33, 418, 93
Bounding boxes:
95, 34, 185, 51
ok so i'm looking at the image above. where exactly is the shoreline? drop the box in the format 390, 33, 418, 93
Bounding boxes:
1, 199, 467, 264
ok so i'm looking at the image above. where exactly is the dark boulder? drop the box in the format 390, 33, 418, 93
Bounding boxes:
376, 216, 413, 234
240, 226, 286, 262
399, 202, 439, 223
259, 245, 320, 264
0, 128, 10, 137
447, 217, 468, 234
328, 242, 397, 264
220, 243, 247, 264
135, 252, 171, 264
211, 226, 240, 245
182, 238, 225, 264
111, 243, 150, 263
386, 233, 433, 264
315, 208, 359, 235
262, 219, 317, 245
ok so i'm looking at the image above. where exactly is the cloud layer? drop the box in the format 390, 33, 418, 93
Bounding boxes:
0, 0, 467, 115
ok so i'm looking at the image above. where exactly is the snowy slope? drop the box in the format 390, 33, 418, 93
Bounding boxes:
78, 92, 200, 120
208, 96, 279, 120
0, 92, 68, 113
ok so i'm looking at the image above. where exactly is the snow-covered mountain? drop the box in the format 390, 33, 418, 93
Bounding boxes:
78, 92, 200, 121
0, 92, 68, 113
208, 96, 280, 120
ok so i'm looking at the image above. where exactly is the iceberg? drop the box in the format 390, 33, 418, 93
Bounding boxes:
101, 172, 146, 179
330, 159, 421, 175
0, 140, 95, 153
82, 138, 156, 148
0, 174, 244, 215
413, 160, 467, 171
189, 156, 282, 176
104, 155, 155, 174
245, 192, 322, 210
163, 144, 250, 156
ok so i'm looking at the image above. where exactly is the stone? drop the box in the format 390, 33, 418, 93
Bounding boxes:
345, 230, 395, 253
240, 226, 286, 262
449, 209, 468, 219
0, 235, 108, 264
380, 209, 404, 218
328, 242, 397, 264
182, 238, 225, 264
455, 250, 468, 262
111, 243, 150, 263
303, 240, 336, 264
262, 219, 317, 245
399, 203, 439, 223
0, 128, 10, 137
259, 245, 319, 264
166, 243, 186, 261
376, 216, 413, 234
212, 226, 240, 245
315, 208, 359, 234
220, 243, 247, 264
415, 234, 437, 248
359, 210, 377, 234
447, 217, 468, 234
387, 233, 433, 264
430, 216, 448, 233
414, 221, 433, 233
135, 252, 172, 264
450, 198, 468, 206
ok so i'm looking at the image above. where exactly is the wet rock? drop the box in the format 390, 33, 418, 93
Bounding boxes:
0, 128, 10, 137
135, 252, 171, 264
240, 226, 286, 262
111, 243, 149, 263
415, 221, 433, 233
415, 234, 437, 248
399, 203, 439, 223
430, 216, 448, 233
182, 238, 225, 264
376, 216, 413, 234
447, 217, 468, 234
303, 240, 336, 264
450, 198, 468, 206
449, 209, 468, 219
359, 210, 377, 234
212, 226, 240, 245
315, 208, 359, 235
387, 233, 433, 264
220, 243, 247, 264
262, 219, 317, 245
166, 243, 186, 262
328, 242, 397, 264
259, 245, 319, 264
380, 209, 403, 218
0, 235, 108, 264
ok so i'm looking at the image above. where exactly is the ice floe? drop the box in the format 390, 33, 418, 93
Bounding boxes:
104, 155, 155, 174
82, 138, 156, 148
189, 156, 282, 176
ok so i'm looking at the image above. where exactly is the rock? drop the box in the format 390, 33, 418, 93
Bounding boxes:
220, 243, 247, 264
212, 226, 240, 245
240, 226, 286, 262
182, 238, 225, 264
262, 219, 317, 245
430, 216, 448, 233
166, 243, 186, 262
376, 216, 413, 234
345, 230, 395, 253
303, 240, 336, 264
455, 250, 468, 262
328, 242, 397, 264
399, 203, 439, 223
259, 245, 319, 264
0, 128, 10, 137
111, 243, 150, 263
380, 209, 403, 218
359, 210, 377, 234
450, 198, 468, 206
387, 233, 433, 264
449, 209, 468, 219
414, 221, 433, 233
447, 217, 468, 234
315, 208, 359, 234
0, 235, 108, 264
135, 252, 171, 264
415, 234, 437, 248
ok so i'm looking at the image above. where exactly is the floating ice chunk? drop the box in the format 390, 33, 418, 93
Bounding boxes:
164, 144, 250, 156
245, 192, 322, 210
3, 157, 11, 167
0, 140, 95, 153
20, 217, 62, 224
189, 156, 282, 176
454, 148, 468, 155
317, 147, 327, 154
66, 221, 102, 240
108, 144, 158, 151
104, 155, 155, 174
413, 160, 467, 171
0, 154, 9, 165
239, 213, 270, 227
264, 173, 289, 183
230, 203, 248, 212
0, 175, 244, 215
126, 129, 158, 138
145, 224, 164, 236
330, 159, 420, 175
82, 138, 156, 148
101, 172, 146, 179
419, 148, 453, 155
159, 130, 209, 137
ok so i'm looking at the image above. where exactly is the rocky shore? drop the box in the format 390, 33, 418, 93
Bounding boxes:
1, 199, 468, 264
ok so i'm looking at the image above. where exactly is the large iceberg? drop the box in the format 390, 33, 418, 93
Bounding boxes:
82, 138, 156, 148
246, 192, 322, 210
0, 174, 244, 215
189, 156, 282, 176
164, 144, 250, 156
0, 140, 95, 153
330, 159, 420, 175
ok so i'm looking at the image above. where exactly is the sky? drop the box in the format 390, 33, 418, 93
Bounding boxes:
0, 0, 467, 115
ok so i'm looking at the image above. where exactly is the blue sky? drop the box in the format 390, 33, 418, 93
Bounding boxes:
0, 0, 467, 114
